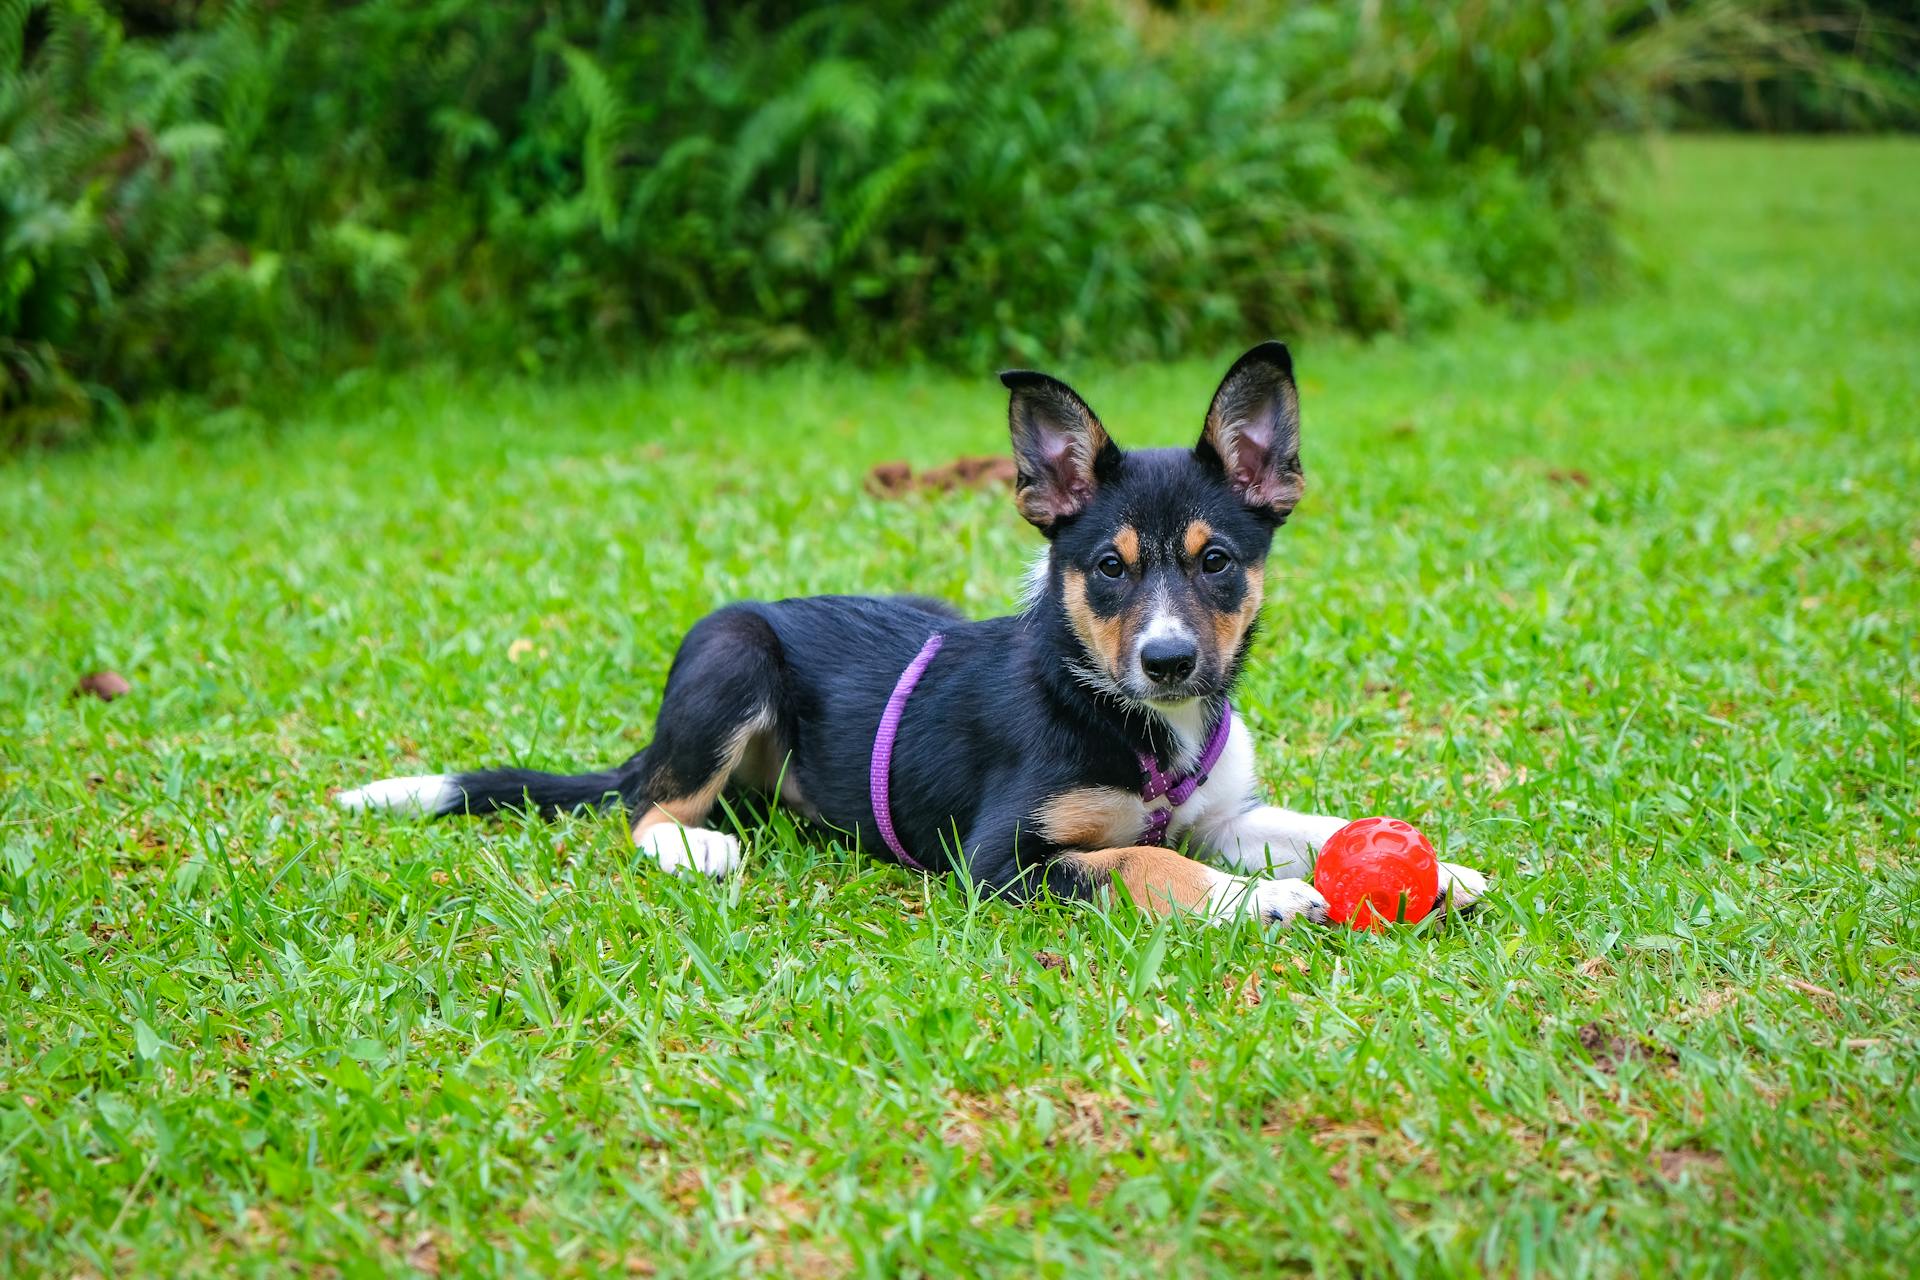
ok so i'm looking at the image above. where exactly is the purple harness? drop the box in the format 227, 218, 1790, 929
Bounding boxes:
1136, 703, 1233, 845
869, 632, 1233, 870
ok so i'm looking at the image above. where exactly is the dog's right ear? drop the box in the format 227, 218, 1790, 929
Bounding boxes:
1000, 370, 1121, 534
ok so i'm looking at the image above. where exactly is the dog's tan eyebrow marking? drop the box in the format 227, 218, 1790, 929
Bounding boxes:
1184, 520, 1214, 560
1113, 524, 1141, 569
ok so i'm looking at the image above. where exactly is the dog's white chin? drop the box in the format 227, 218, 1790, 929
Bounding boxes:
1143, 695, 1214, 766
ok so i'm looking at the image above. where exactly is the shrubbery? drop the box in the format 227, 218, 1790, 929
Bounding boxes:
1661, 0, 1918, 130
2, 0, 1911, 444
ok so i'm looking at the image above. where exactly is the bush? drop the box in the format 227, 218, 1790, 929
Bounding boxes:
2, 1, 1903, 445
1657, 1, 1919, 130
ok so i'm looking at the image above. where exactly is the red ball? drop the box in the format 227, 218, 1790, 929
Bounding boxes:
1314, 816, 1441, 932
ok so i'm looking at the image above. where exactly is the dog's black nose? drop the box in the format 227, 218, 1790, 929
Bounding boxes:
1140, 638, 1197, 687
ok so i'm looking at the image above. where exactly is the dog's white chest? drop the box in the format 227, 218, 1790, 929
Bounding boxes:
1163, 713, 1260, 842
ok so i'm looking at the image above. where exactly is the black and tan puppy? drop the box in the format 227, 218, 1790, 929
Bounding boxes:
339, 343, 1487, 923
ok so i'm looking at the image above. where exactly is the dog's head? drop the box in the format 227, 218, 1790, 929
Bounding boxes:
1003, 341, 1304, 708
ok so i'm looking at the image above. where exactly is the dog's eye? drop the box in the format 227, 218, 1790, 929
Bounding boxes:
1096, 553, 1127, 579
1201, 547, 1233, 574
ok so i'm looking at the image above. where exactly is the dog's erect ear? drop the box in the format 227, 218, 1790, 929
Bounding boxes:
1196, 341, 1304, 523
1000, 370, 1121, 533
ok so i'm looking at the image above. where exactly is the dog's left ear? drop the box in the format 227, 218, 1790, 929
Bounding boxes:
1196, 341, 1304, 523
1000, 369, 1122, 534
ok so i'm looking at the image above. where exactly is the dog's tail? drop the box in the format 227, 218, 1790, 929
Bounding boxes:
335, 762, 631, 819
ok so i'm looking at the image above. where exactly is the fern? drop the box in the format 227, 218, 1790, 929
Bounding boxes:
556, 42, 626, 239
835, 146, 931, 263
1, 0, 39, 76
725, 58, 880, 207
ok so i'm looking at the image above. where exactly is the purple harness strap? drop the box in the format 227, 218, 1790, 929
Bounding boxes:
870, 633, 946, 871
1137, 702, 1234, 846
871, 631, 1234, 867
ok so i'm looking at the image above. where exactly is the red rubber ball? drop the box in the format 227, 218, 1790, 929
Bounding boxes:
1314, 817, 1441, 932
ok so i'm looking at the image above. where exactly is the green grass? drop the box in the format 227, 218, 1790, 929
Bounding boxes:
3, 135, 1917, 1276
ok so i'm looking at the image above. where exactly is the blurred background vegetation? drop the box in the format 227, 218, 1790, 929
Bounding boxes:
3, 0, 1914, 448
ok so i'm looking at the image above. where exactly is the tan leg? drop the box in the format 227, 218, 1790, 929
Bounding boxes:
1057, 846, 1327, 926
630, 714, 773, 878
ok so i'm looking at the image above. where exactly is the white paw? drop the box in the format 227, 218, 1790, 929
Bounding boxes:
1437, 861, 1488, 910
636, 824, 743, 878
1210, 875, 1329, 928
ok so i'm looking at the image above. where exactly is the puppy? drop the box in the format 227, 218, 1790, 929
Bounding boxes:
338, 342, 1487, 924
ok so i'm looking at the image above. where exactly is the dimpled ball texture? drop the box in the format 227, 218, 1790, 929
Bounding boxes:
1313, 817, 1441, 932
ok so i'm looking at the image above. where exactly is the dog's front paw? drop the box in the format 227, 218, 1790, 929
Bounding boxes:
1435, 861, 1487, 913
1216, 876, 1328, 928
636, 824, 743, 878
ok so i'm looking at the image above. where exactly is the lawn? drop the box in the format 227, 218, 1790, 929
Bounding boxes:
3, 136, 1917, 1276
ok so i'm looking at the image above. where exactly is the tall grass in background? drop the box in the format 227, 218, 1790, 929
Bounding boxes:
2, 0, 1912, 446
1653, 0, 1918, 128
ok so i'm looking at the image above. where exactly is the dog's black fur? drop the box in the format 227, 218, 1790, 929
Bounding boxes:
344, 342, 1314, 907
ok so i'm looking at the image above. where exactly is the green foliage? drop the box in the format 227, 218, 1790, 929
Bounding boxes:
1, 1, 1907, 444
